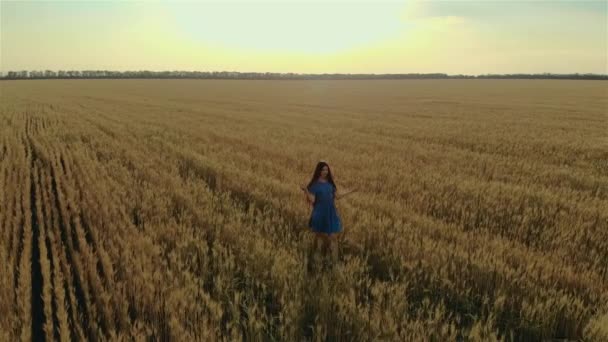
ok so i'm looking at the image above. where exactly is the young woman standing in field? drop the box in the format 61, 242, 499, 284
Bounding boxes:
301, 161, 357, 265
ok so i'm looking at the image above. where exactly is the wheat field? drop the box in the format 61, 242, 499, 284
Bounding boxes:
0, 79, 607, 341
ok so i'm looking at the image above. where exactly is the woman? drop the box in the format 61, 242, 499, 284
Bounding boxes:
301, 161, 357, 264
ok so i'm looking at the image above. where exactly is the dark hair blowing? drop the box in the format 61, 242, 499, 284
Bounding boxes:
306, 161, 337, 195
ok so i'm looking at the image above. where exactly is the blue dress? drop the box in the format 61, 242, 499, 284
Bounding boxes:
308, 181, 342, 234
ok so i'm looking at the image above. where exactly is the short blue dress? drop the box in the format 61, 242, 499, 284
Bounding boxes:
308, 181, 342, 234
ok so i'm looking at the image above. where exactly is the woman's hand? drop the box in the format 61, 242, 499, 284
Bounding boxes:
301, 185, 315, 204
336, 187, 357, 200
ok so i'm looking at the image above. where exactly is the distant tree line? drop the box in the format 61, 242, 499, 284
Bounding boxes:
1, 70, 606, 80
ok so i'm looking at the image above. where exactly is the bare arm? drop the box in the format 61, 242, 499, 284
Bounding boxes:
336, 187, 358, 200
301, 186, 315, 204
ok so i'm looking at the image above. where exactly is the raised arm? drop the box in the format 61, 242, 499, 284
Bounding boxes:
336, 187, 358, 200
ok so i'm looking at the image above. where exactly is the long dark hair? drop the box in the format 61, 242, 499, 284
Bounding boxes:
307, 161, 337, 195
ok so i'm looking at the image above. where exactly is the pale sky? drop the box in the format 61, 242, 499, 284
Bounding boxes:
1, 0, 606, 74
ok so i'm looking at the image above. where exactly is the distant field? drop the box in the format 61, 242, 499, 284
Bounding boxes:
1, 79, 607, 340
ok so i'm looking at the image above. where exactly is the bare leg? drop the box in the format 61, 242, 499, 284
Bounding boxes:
314, 232, 328, 254
323, 234, 331, 254
327, 233, 339, 262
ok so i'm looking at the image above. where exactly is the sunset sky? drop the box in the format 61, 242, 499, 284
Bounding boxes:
1, 0, 606, 75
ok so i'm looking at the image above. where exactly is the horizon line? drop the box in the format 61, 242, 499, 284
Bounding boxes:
2, 70, 607, 78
